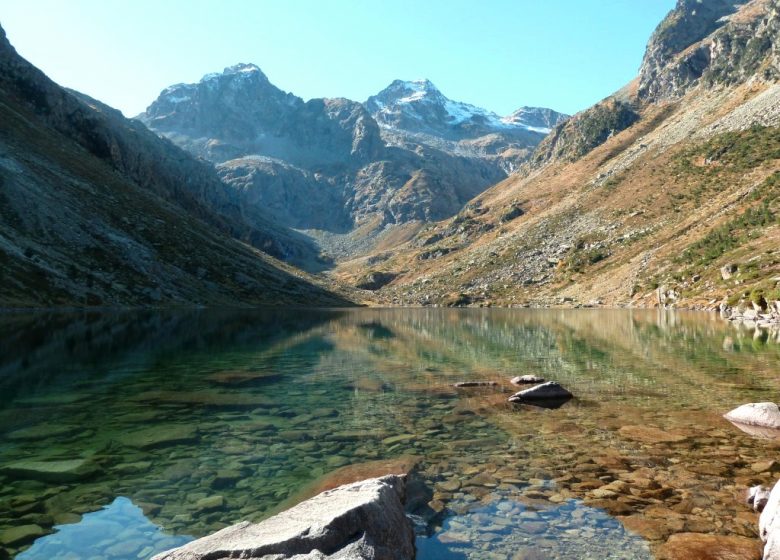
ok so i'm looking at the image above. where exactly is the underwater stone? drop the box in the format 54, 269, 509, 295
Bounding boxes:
0, 524, 46, 546
658, 532, 761, 560
1, 459, 101, 483
117, 425, 199, 449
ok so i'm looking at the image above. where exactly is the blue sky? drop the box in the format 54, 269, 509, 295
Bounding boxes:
1, 0, 675, 117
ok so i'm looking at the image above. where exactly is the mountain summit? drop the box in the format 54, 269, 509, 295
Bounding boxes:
365, 79, 568, 167
366, 78, 565, 136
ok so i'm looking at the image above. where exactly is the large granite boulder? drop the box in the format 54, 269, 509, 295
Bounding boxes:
152, 475, 414, 560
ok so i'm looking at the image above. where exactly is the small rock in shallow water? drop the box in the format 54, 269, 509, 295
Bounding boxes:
657, 532, 761, 560
1, 459, 101, 483
751, 460, 780, 474
0, 524, 46, 546
508, 381, 572, 402
194, 496, 224, 512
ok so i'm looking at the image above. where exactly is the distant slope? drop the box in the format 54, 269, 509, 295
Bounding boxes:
138, 68, 565, 261
347, 0, 780, 309
0, 24, 352, 307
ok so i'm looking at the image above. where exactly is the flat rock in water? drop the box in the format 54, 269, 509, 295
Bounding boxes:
618, 425, 688, 444
453, 381, 498, 388
724, 402, 780, 431
657, 532, 761, 560
134, 391, 274, 409
510, 375, 545, 385
508, 381, 572, 402
152, 475, 414, 560
206, 370, 283, 386
117, 425, 199, 449
0, 459, 101, 483
0, 524, 46, 546
5, 424, 82, 441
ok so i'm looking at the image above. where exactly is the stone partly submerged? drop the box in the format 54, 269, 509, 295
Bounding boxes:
0, 458, 101, 483
725, 403, 780, 439
152, 475, 414, 560
508, 381, 573, 404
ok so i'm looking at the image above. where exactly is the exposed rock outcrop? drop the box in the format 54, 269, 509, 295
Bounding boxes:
151, 475, 414, 560
638, 0, 780, 102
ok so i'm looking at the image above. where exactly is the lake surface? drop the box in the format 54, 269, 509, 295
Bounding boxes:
1, 308, 779, 559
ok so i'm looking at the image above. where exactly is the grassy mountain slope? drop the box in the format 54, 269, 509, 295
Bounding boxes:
339, 0, 780, 309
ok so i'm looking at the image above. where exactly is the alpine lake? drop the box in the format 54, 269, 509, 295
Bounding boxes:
1, 308, 780, 560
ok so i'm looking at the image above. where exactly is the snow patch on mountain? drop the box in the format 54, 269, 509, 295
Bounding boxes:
367, 79, 564, 134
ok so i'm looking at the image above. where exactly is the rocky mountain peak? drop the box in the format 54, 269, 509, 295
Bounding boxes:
638, 0, 753, 101
365, 78, 567, 143
501, 107, 570, 131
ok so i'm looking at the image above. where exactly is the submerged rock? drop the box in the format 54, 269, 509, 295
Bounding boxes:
117, 425, 199, 449
510, 375, 545, 385
1, 458, 101, 483
0, 524, 46, 546
453, 381, 498, 388
152, 475, 414, 560
508, 381, 572, 402
725, 403, 780, 436
657, 532, 761, 560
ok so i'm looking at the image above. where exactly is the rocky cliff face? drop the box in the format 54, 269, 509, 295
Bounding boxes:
0, 25, 349, 306
638, 0, 779, 102
527, 0, 780, 171
138, 70, 564, 247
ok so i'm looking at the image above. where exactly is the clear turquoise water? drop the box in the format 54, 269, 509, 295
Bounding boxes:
1, 308, 778, 559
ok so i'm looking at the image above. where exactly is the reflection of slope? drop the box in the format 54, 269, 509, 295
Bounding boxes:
17, 497, 191, 560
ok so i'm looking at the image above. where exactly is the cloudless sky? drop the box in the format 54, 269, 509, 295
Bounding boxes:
1, 0, 675, 118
